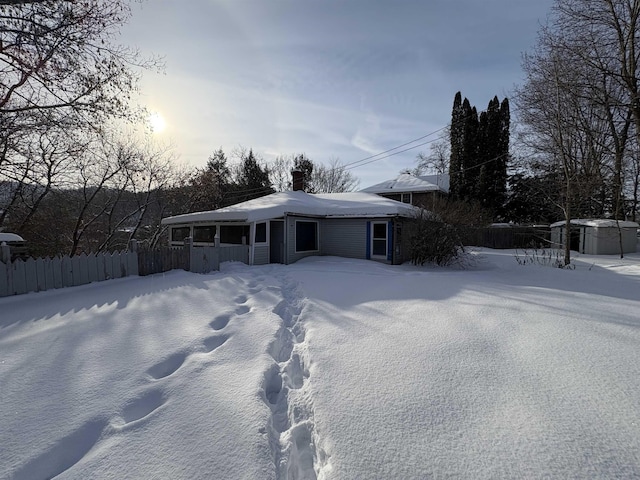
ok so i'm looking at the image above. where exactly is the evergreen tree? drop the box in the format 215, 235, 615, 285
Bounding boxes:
189, 148, 231, 211
232, 149, 274, 203
449, 92, 465, 199
293, 154, 314, 192
449, 92, 510, 217
459, 100, 479, 200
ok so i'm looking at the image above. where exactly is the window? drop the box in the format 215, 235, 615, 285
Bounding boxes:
255, 222, 267, 243
171, 227, 190, 242
220, 225, 250, 244
295, 221, 318, 252
372, 222, 387, 257
193, 225, 216, 243
401, 193, 411, 204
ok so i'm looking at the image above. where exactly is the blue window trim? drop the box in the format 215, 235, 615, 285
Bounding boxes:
366, 221, 371, 259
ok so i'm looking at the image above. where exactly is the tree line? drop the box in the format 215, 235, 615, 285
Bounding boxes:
1, 138, 358, 258
0, 1, 358, 258
513, 0, 640, 264
414, 0, 640, 265
449, 92, 510, 216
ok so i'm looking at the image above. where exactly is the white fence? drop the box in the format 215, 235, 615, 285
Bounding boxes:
0, 244, 137, 297
190, 245, 250, 274
0, 239, 251, 298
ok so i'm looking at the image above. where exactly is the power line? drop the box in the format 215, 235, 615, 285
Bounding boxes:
341, 124, 450, 170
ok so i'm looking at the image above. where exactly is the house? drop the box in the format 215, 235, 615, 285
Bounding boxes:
0, 232, 28, 261
550, 219, 639, 255
360, 173, 449, 208
160, 191, 421, 266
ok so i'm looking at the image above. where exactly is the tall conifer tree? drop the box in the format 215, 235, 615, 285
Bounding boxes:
448, 93, 510, 216
449, 92, 464, 199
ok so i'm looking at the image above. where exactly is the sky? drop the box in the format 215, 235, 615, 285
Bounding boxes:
121, 0, 555, 188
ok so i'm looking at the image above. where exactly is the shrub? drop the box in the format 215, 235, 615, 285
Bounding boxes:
408, 214, 464, 266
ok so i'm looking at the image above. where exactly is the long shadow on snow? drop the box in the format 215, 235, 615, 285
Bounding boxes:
0, 269, 215, 330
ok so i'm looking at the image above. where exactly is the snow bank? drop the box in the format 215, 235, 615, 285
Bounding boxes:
1, 250, 639, 479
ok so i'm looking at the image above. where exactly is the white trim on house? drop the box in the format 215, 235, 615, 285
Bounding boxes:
294, 219, 320, 254
370, 221, 388, 259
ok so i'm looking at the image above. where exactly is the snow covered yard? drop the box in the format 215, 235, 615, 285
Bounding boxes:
1, 249, 639, 479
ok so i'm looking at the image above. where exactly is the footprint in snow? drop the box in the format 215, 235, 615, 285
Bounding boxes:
12, 418, 106, 480
262, 363, 283, 407
209, 313, 232, 331
146, 351, 187, 380
203, 334, 230, 353
119, 389, 166, 425
234, 294, 248, 304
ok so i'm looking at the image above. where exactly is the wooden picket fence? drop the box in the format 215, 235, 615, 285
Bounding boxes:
137, 246, 189, 276
0, 246, 137, 297
0, 238, 251, 297
460, 226, 551, 249
189, 245, 250, 274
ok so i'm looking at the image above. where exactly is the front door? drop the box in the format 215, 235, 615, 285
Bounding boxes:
371, 221, 388, 259
270, 221, 284, 263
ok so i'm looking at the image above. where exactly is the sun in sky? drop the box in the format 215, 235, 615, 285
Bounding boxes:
148, 111, 166, 134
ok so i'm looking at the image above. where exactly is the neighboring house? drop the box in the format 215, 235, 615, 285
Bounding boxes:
0, 232, 28, 261
161, 191, 421, 266
360, 173, 449, 208
550, 219, 639, 255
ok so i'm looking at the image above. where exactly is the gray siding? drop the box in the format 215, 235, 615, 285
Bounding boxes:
253, 245, 269, 265
321, 218, 367, 259
285, 216, 397, 264
551, 225, 637, 255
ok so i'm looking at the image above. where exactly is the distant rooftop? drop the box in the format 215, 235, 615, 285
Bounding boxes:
550, 219, 639, 229
0, 232, 25, 243
360, 173, 449, 195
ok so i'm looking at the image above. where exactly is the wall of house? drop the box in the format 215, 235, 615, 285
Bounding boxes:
320, 218, 368, 260
285, 216, 398, 265
395, 219, 411, 265
253, 245, 270, 265
411, 192, 439, 209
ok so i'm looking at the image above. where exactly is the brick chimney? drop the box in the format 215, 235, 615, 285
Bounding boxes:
291, 168, 304, 192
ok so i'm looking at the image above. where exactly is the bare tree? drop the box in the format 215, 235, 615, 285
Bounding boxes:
414, 133, 450, 175
0, 0, 156, 230
269, 155, 293, 192
311, 158, 359, 193
515, 0, 640, 263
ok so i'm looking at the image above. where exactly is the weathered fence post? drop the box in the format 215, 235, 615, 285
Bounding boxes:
1, 242, 12, 296
128, 239, 139, 276
1, 242, 10, 264
184, 237, 192, 272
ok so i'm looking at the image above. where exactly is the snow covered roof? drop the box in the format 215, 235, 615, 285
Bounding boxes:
161, 191, 420, 225
360, 173, 450, 194
0, 232, 25, 243
550, 219, 640, 229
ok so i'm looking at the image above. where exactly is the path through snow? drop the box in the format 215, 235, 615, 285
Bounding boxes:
1, 250, 639, 479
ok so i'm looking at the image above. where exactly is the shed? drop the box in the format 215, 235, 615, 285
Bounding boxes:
161, 191, 422, 266
550, 219, 639, 255
0, 232, 28, 261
